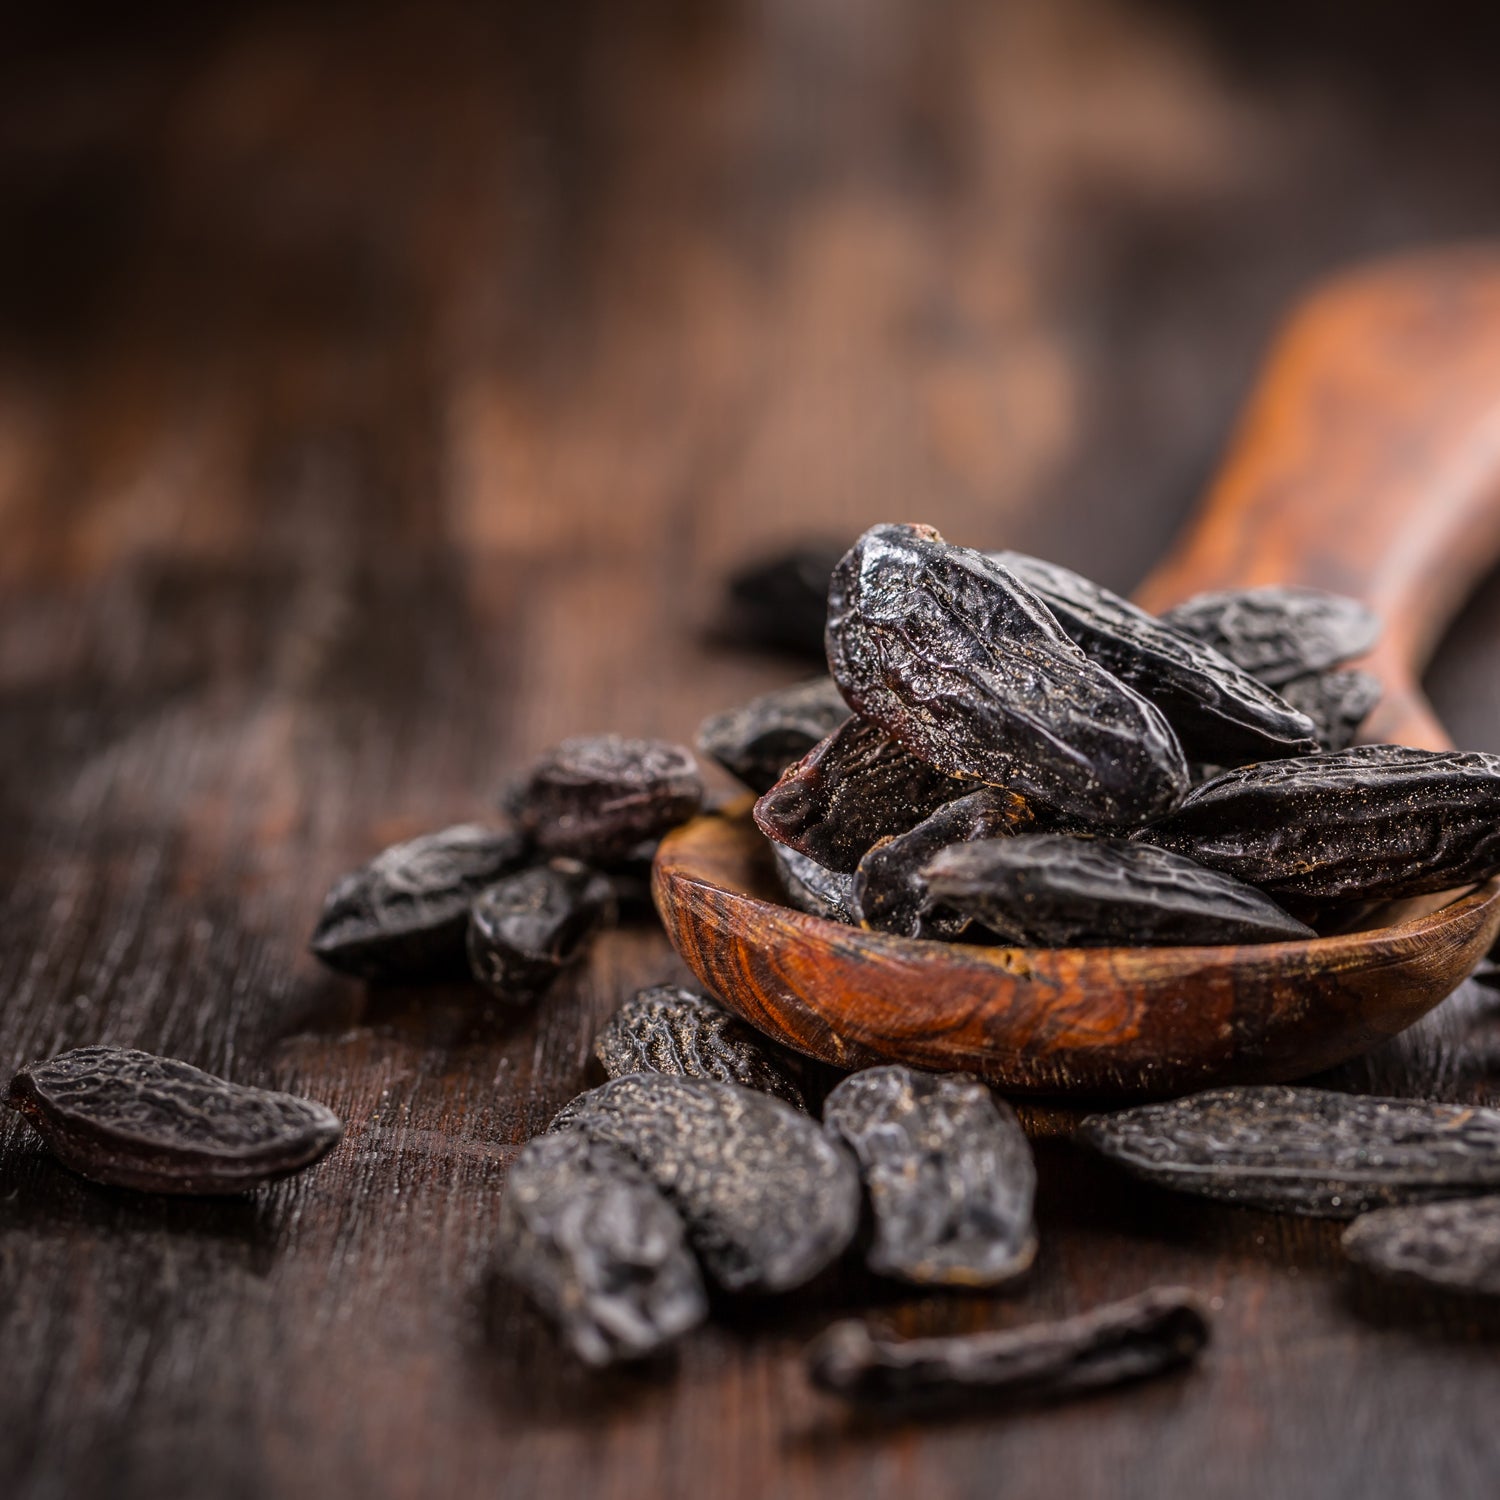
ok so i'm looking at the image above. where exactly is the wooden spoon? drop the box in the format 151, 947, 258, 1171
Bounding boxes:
653, 248, 1500, 1098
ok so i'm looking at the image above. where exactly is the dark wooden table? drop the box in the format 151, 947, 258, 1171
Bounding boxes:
7, 3, 1500, 1496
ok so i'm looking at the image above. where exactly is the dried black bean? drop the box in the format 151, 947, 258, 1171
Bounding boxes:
771, 842, 864, 926
1342, 1196, 1500, 1297
721, 543, 842, 656
753, 715, 969, 874
853, 789, 1034, 939
1135, 745, 1500, 901
922, 835, 1314, 947
593, 985, 806, 1109
826, 525, 1188, 826
467, 860, 616, 1002
697, 677, 852, 794
1082, 1086, 1500, 1217
1277, 669, 1382, 753
807, 1288, 1209, 1408
823, 1066, 1036, 1286
511, 735, 703, 864
551, 1074, 860, 1292
1161, 585, 1381, 685
993, 551, 1316, 764
7, 1046, 342, 1195
497, 1131, 708, 1365
310, 823, 528, 982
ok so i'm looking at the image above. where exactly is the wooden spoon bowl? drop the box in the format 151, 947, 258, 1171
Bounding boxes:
654, 803, 1500, 1098
655, 248, 1500, 1098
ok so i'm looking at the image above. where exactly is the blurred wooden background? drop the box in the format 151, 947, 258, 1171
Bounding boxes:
5, 2, 1500, 1496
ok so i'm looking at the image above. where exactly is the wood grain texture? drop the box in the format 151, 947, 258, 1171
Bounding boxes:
8, 3, 1500, 1499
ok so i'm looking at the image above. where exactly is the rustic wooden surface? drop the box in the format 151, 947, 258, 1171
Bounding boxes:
6, 3, 1500, 1497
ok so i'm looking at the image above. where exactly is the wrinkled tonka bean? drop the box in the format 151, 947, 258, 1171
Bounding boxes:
1161, 585, 1381, 685
922, 835, 1314, 947
698, 677, 852, 794
512, 735, 704, 864
310, 823, 528, 981
993, 551, 1317, 764
1276, 669, 1382, 753
853, 790, 1034, 939
467, 860, 616, 1001
823, 1066, 1037, 1286
825, 525, 1188, 826
593, 986, 806, 1108
7, 1046, 342, 1194
771, 842, 864, 926
551, 1074, 860, 1292
722, 543, 843, 657
753, 715, 969, 874
807, 1287, 1209, 1408
1082, 1087, 1500, 1217
1342, 1196, 1500, 1297
1135, 746, 1500, 901
497, 1130, 708, 1365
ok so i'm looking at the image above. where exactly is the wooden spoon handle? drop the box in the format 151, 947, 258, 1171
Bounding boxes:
1134, 247, 1500, 750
